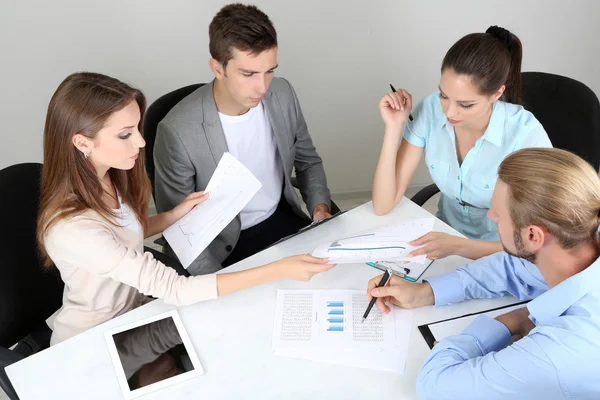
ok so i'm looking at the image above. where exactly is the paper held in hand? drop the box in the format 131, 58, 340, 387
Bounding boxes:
311, 218, 435, 264
163, 152, 262, 268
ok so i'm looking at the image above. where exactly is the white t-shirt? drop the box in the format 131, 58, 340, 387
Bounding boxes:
219, 102, 284, 229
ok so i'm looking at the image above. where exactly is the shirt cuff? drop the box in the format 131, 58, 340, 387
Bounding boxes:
463, 315, 512, 354
425, 271, 465, 306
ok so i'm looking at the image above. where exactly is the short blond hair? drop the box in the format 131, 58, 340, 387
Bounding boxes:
498, 148, 600, 249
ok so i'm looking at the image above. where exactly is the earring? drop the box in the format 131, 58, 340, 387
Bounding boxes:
83, 151, 90, 159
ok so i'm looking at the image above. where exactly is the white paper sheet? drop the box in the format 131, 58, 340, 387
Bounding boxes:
272, 290, 397, 351
272, 290, 412, 373
163, 153, 261, 268
275, 307, 412, 374
312, 218, 435, 264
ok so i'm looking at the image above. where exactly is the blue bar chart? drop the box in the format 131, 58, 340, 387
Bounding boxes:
326, 301, 345, 332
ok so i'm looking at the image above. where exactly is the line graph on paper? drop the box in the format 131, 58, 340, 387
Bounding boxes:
178, 189, 244, 246
163, 153, 262, 268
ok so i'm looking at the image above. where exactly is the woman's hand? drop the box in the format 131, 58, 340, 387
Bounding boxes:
379, 88, 413, 129
168, 192, 210, 223
408, 232, 465, 260
271, 254, 336, 282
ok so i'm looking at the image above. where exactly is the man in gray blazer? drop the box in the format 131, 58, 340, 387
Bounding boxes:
154, 3, 332, 276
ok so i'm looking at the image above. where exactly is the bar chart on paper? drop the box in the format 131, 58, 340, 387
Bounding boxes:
272, 290, 413, 373
326, 301, 345, 331
272, 290, 397, 351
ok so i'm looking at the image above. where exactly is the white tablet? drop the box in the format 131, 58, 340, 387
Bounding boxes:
104, 310, 204, 399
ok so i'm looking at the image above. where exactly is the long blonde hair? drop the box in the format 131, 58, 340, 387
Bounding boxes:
498, 148, 600, 249
37, 72, 152, 267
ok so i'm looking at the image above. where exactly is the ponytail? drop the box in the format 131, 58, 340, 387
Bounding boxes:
442, 25, 523, 105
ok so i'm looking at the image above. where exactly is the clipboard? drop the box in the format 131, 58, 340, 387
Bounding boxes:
418, 301, 529, 349
366, 259, 435, 282
266, 209, 348, 249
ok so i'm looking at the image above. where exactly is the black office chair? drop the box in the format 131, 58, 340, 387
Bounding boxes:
0, 163, 64, 400
0, 163, 188, 400
411, 72, 600, 207
144, 84, 340, 225
145, 84, 205, 202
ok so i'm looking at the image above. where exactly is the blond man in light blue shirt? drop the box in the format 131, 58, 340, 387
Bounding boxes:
373, 26, 551, 260
368, 148, 600, 400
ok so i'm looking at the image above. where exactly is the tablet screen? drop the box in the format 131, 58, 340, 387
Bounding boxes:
105, 310, 203, 399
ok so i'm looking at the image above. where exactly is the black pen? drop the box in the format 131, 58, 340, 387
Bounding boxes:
362, 269, 392, 323
390, 84, 414, 121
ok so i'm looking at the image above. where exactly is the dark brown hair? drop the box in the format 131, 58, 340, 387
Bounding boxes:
37, 72, 151, 267
209, 3, 277, 69
442, 26, 523, 105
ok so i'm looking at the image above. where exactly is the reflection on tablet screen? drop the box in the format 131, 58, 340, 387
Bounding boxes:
111, 316, 194, 390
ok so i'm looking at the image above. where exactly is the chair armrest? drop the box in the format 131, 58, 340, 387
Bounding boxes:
153, 236, 167, 247
0, 347, 24, 400
0, 347, 24, 369
11, 329, 51, 358
410, 183, 440, 207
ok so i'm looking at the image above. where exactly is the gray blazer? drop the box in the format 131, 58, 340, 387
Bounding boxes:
153, 77, 331, 276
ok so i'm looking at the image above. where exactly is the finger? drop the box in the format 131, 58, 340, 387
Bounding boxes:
385, 93, 400, 110
401, 89, 412, 108
301, 254, 329, 263
375, 297, 390, 313
313, 263, 336, 272
370, 285, 398, 298
408, 245, 429, 258
368, 274, 385, 291
396, 90, 406, 110
187, 191, 207, 199
392, 91, 404, 110
190, 193, 210, 205
410, 232, 432, 246
388, 298, 404, 308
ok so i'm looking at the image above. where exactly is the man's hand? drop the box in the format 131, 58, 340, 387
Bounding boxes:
495, 307, 535, 338
367, 275, 435, 313
312, 204, 332, 222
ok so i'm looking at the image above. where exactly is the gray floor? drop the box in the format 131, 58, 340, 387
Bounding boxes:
1, 191, 439, 400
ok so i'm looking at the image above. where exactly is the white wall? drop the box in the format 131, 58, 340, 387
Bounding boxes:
1, 0, 599, 194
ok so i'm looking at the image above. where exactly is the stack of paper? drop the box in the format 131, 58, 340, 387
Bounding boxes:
163, 153, 262, 268
311, 218, 435, 265
272, 290, 412, 374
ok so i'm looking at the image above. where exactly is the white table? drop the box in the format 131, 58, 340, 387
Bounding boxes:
7, 199, 519, 399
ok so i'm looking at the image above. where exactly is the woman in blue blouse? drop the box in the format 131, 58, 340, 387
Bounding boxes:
372, 26, 551, 260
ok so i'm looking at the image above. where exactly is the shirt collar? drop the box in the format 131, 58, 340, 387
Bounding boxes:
528, 256, 600, 324
440, 100, 506, 147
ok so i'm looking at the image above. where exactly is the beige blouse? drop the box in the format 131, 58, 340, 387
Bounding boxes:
44, 205, 218, 346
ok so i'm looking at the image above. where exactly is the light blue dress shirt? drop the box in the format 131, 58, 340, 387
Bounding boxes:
403, 93, 552, 240
418, 252, 600, 400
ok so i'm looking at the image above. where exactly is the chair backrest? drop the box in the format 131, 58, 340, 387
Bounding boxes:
521, 72, 600, 170
144, 84, 206, 199
0, 163, 64, 348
